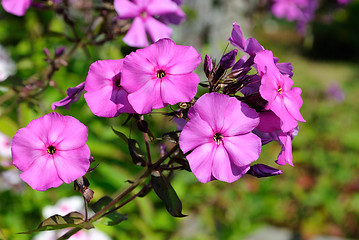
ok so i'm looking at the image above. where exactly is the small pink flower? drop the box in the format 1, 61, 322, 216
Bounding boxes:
84, 59, 135, 117
179, 93, 261, 183
11, 112, 91, 191
121, 38, 202, 114
255, 50, 305, 132
1, 0, 32, 16
114, 0, 180, 47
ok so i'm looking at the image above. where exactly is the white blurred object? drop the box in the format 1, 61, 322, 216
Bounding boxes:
0, 45, 16, 82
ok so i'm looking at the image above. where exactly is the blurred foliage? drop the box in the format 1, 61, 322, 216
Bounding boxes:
1, 1, 359, 240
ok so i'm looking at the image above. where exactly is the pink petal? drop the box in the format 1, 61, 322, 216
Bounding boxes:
179, 114, 214, 153
165, 44, 202, 74
20, 155, 63, 191
50, 114, 89, 151
259, 73, 279, 105
143, 38, 176, 68
254, 50, 277, 76
160, 73, 200, 105
121, 49, 157, 93
211, 144, 250, 183
127, 77, 164, 114
147, 0, 178, 15
188, 93, 259, 135
270, 96, 299, 132
123, 17, 148, 47
85, 60, 123, 92
54, 145, 90, 184
84, 86, 119, 117
223, 133, 261, 167
277, 132, 293, 166
1, 0, 31, 16
186, 142, 215, 183
114, 0, 140, 19
283, 90, 305, 122
12, 128, 45, 172
145, 17, 173, 43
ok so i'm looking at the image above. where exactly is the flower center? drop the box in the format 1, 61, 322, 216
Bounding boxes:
278, 87, 283, 95
47, 145, 56, 155
157, 70, 166, 79
213, 133, 223, 145
140, 11, 148, 18
113, 73, 121, 88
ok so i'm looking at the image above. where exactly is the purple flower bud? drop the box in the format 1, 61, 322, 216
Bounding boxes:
220, 49, 238, 69
248, 164, 282, 178
52, 82, 85, 110
204, 54, 213, 77
55, 46, 66, 57
43, 48, 50, 58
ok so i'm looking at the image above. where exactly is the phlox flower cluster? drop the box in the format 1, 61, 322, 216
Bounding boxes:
271, 0, 318, 34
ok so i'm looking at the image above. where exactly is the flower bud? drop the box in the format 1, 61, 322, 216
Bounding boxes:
204, 54, 213, 77
219, 49, 238, 69
247, 164, 282, 178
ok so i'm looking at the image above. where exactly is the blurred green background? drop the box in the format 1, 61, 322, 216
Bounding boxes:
1, 1, 359, 240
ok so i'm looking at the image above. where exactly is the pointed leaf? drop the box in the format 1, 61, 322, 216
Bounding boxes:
91, 196, 128, 226
111, 127, 129, 144
151, 171, 187, 217
19, 212, 94, 234
128, 139, 146, 166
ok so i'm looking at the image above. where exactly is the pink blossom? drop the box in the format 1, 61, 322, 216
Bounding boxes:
254, 50, 305, 132
11, 112, 91, 191
114, 0, 180, 47
1, 0, 31, 16
179, 93, 261, 183
121, 38, 202, 114
84, 59, 135, 117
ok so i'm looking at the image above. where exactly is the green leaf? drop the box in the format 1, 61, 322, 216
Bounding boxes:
128, 139, 146, 166
91, 196, 128, 226
151, 171, 187, 218
19, 212, 94, 234
111, 127, 128, 144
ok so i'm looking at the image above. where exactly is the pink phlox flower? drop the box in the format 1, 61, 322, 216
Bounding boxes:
84, 59, 135, 118
254, 50, 305, 133
114, 0, 180, 47
1, 0, 32, 16
121, 38, 202, 114
179, 92, 262, 183
11, 112, 91, 191
52, 82, 85, 110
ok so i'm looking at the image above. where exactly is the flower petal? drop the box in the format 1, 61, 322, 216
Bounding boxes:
20, 155, 63, 191
223, 133, 261, 167
160, 73, 199, 105
147, 0, 178, 15
165, 44, 202, 74
145, 17, 173, 43
1, 0, 31, 16
54, 145, 91, 184
211, 144, 250, 183
114, 0, 141, 19
123, 17, 148, 48
84, 86, 119, 117
186, 142, 215, 183
179, 114, 214, 153
127, 77, 164, 114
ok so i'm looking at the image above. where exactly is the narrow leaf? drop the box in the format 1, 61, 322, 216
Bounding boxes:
128, 139, 146, 166
151, 171, 187, 217
19, 212, 94, 234
111, 127, 129, 144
